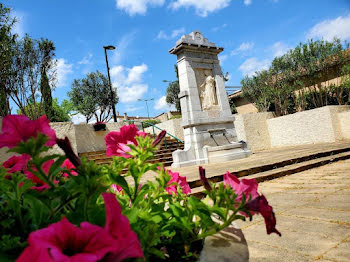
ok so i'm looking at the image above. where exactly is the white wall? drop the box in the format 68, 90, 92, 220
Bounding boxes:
144, 118, 184, 141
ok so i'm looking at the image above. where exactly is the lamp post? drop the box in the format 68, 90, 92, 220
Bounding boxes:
103, 45, 117, 122
138, 98, 154, 119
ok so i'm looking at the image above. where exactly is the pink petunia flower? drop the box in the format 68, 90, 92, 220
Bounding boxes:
61, 159, 78, 177
2, 154, 31, 173
110, 184, 123, 194
24, 159, 55, 191
102, 193, 144, 261
0, 115, 56, 149
16, 217, 118, 262
245, 195, 282, 236
223, 172, 281, 236
223, 172, 259, 202
105, 124, 147, 158
159, 167, 191, 195
17, 193, 143, 262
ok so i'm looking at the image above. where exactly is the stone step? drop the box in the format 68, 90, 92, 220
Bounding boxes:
190, 150, 350, 198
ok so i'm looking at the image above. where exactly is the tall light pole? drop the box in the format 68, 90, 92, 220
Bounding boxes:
103, 45, 117, 122
138, 98, 154, 119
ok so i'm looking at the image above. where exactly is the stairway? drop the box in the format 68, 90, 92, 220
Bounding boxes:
79, 137, 184, 167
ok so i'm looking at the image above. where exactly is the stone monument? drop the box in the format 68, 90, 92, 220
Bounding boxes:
169, 31, 251, 167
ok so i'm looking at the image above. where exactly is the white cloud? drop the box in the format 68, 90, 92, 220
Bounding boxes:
154, 96, 173, 110
115, 0, 165, 15
71, 113, 87, 124
56, 58, 73, 87
110, 63, 149, 103
78, 52, 93, 65
238, 57, 270, 77
112, 31, 137, 64
211, 23, 227, 32
231, 42, 254, 55
169, 0, 231, 17
307, 14, 350, 41
271, 42, 291, 58
218, 54, 228, 65
244, 0, 252, 6
11, 11, 25, 38
157, 27, 185, 40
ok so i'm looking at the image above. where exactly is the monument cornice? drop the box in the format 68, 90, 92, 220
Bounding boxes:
169, 43, 224, 56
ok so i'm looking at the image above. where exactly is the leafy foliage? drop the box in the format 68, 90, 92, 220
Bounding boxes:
0, 126, 262, 261
68, 71, 118, 123
241, 38, 350, 116
165, 65, 181, 112
0, 3, 17, 117
17, 99, 73, 122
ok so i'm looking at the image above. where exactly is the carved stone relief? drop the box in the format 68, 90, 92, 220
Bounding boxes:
195, 68, 219, 111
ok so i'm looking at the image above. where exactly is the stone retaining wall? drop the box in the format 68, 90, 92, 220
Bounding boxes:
144, 118, 184, 141
235, 105, 350, 152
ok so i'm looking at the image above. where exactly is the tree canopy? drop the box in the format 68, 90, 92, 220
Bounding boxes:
0, 4, 57, 120
241, 38, 350, 116
165, 65, 181, 112
68, 71, 118, 123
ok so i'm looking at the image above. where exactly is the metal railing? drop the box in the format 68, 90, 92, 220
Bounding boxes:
122, 120, 183, 149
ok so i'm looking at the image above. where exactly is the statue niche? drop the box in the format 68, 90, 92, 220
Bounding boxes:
196, 69, 218, 111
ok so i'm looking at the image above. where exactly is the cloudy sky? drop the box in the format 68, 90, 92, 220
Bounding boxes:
4, 0, 350, 123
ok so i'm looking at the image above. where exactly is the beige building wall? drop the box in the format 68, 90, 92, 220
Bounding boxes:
235, 97, 258, 115
75, 122, 125, 153
144, 118, 184, 141
234, 112, 274, 152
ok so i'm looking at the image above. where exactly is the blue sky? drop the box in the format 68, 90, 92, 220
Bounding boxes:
3, 0, 350, 123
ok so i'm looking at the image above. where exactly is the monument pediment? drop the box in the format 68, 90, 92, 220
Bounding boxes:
169, 31, 223, 54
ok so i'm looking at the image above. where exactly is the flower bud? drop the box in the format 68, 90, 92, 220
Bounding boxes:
152, 130, 166, 147
199, 166, 212, 191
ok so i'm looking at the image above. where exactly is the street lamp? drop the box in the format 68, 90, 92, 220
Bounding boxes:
138, 98, 154, 119
103, 45, 117, 122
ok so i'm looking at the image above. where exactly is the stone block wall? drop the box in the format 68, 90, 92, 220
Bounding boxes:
144, 118, 184, 141
235, 105, 350, 152
339, 111, 350, 140
235, 112, 274, 152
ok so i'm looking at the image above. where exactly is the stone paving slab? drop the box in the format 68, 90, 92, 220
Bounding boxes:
172, 142, 350, 182
240, 159, 350, 261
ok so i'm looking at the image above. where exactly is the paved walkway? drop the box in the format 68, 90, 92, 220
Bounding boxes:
236, 159, 350, 262
137, 141, 350, 185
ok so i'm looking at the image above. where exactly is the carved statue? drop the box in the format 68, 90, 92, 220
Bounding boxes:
200, 70, 218, 110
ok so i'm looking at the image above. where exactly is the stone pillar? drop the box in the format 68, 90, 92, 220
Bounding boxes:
169, 31, 251, 167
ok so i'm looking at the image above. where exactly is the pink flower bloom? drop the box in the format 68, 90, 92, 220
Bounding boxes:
152, 130, 166, 147
105, 124, 146, 158
2, 154, 31, 173
16, 217, 118, 262
223, 172, 259, 202
25, 159, 55, 191
199, 166, 212, 192
245, 195, 281, 236
17, 193, 143, 262
110, 184, 123, 193
102, 193, 144, 261
0, 115, 56, 149
61, 159, 78, 177
165, 169, 191, 195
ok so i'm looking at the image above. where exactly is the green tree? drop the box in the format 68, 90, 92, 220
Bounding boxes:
165, 65, 181, 112
39, 39, 56, 120
68, 71, 118, 123
0, 3, 17, 116
17, 99, 73, 122
241, 38, 349, 116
